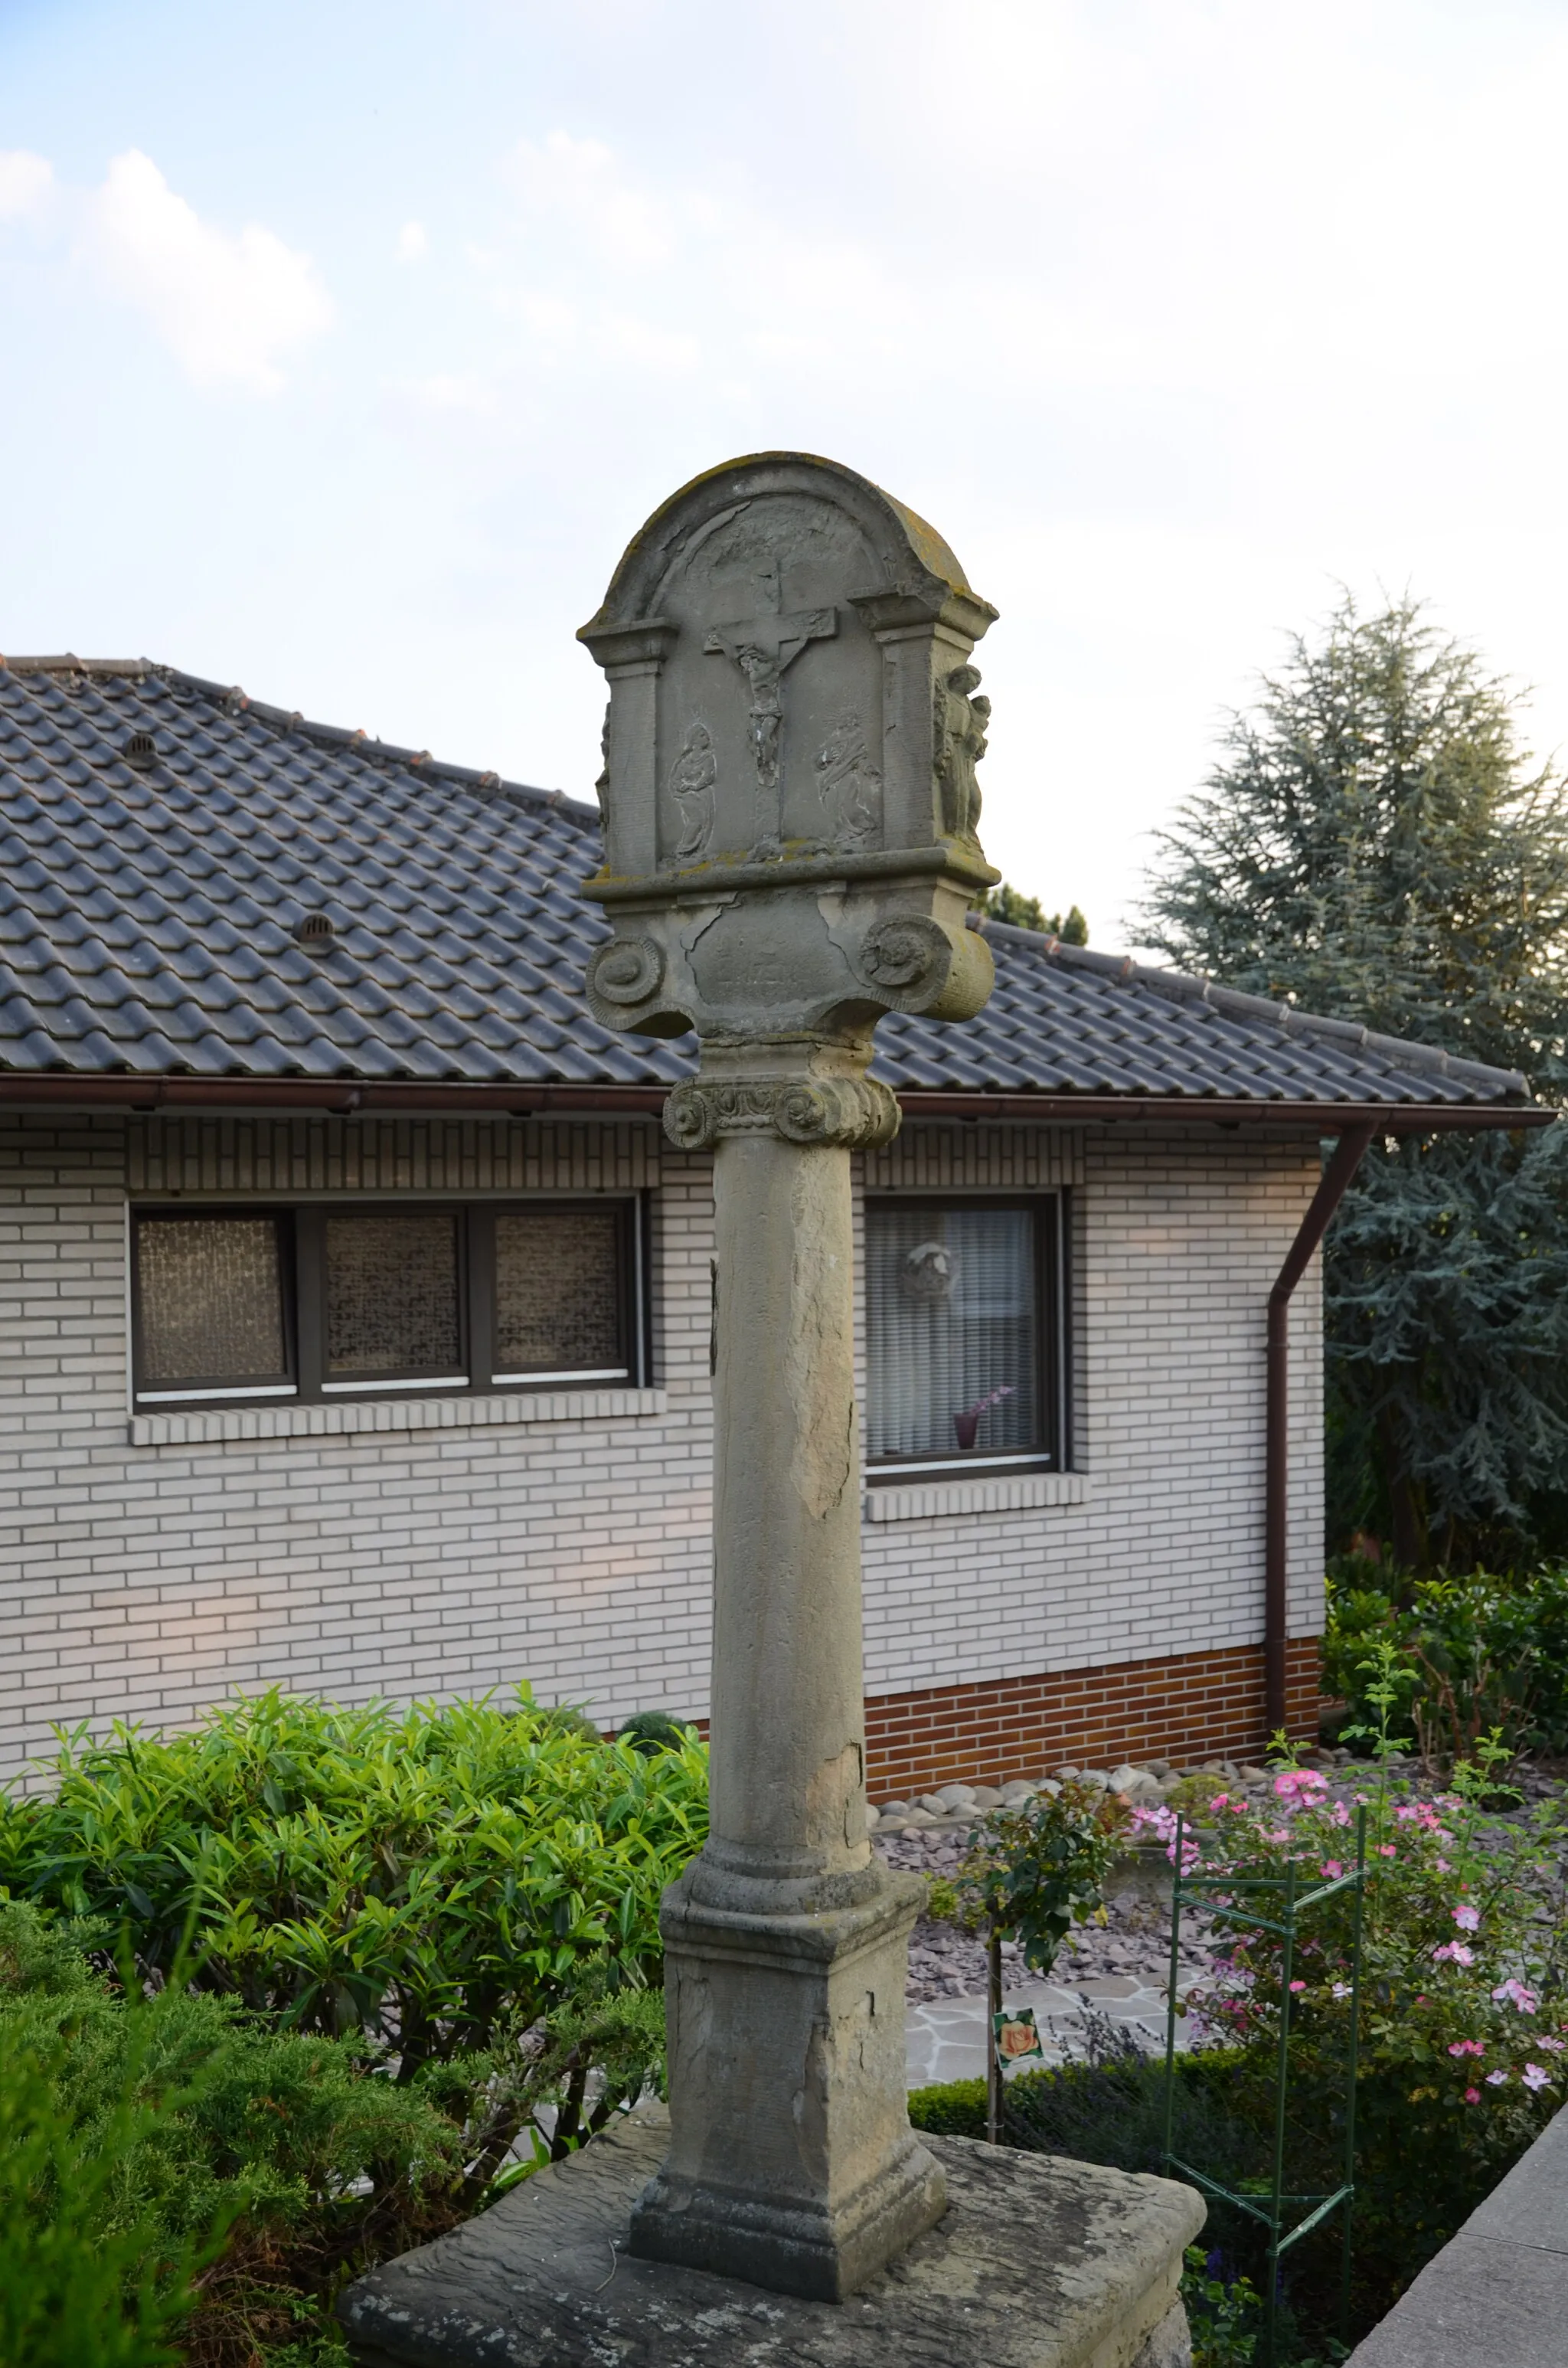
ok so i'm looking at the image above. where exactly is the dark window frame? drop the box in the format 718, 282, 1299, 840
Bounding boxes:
862, 1190, 1070, 1480
129, 1197, 646, 1409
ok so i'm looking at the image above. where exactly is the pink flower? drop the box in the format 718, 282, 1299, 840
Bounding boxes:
1330, 1802, 1351, 1828
1331, 1981, 1353, 2000
1465, 2085, 1481, 2103
1452, 1905, 1480, 1932
1487, 2068, 1509, 2085
1377, 1843, 1396, 1857
1274, 1769, 1327, 1798
1522, 2063, 1551, 2093
1447, 2040, 1485, 2058
1436, 1858, 1452, 1872
1539, 2038, 1565, 2055
1432, 1942, 1475, 1967
1321, 1860, 1344, 1878
1289, 1980, 1306, 1993
1493, 1980, 1539, 2015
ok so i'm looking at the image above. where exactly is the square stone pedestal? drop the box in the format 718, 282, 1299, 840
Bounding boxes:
337, 2107, 1204, 2368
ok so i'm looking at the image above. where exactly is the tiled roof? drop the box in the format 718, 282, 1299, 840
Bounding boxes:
0, 658, 1533, 1110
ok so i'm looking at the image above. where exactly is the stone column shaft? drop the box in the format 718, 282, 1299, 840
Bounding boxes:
704, 1130, 867, 1899
628, 1077, 946, 2299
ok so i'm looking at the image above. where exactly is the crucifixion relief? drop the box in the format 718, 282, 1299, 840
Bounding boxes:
704, 565, 835, 855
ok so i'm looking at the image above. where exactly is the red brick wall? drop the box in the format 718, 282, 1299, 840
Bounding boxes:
862, 1639, 1321, 1798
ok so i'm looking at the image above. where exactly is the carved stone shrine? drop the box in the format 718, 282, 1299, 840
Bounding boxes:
577, 453, 999, 2298
336, 453, 1202, 2367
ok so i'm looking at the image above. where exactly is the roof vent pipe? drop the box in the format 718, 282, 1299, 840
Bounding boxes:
123, 731, 156, 767
292, 913, 336, 948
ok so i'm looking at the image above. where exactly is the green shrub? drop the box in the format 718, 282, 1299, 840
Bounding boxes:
0, 1928, 219, 2368
942, 1779, 1132, 1974
616, 1710, 695, 1756
0, 1900, 464, 2368
0, 1686, 701, 2355
906, 2075, 985, 2137
1323, 1563, 1568, 1761
1181, 2246, 1263, 2368
0, 1686, 705, 2075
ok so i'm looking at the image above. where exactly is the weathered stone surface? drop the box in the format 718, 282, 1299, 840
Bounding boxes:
570, 456, 1004, 2298
338, 2109, 1204, 2368
1347, 2103, 1568, 2367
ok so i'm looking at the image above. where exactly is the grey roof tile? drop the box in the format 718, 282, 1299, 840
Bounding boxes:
0, 658, 1534, 1110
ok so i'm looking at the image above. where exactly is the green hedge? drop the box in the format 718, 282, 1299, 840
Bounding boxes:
906, 2076, 986, 2137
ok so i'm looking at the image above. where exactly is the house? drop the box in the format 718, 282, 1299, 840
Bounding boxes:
0, 655, 1543, 1794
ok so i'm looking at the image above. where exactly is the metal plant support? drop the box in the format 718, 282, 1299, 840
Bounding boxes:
1161, 1807, 1367, 2368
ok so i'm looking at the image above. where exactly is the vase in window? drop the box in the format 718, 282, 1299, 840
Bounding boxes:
954, 1383, 1014, 1451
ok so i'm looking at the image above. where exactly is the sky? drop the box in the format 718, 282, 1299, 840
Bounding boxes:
4, 0, 1568, 950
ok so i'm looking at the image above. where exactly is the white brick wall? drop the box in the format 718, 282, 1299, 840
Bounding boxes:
0, 1110, 1324, 1778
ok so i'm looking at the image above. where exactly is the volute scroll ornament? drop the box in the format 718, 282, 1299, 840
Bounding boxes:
664, 1074, 900, 1153
585, 936, 665, 1014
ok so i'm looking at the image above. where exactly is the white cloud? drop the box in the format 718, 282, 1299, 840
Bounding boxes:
0, 150, 54, 222
402, 371, 499, 415
502, 130, 672, 265
397, 220, 429, 263
85, 150, 332, 394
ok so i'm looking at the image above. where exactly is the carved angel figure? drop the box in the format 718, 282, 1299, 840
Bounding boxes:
814, 715, 881, 851
668, 720, 717, 862
933, 663, 990, 843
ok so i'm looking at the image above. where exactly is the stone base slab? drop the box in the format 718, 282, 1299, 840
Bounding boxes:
337, 2106, 1205, 2368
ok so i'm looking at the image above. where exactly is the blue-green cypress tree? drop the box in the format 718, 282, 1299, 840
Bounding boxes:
1142, 590, 1568, 1569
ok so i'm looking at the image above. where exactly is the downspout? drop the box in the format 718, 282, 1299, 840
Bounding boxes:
1265, 1122, 1377, 1736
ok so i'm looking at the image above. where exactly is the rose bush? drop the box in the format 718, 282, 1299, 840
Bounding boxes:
1135, 1732, 1568, 2340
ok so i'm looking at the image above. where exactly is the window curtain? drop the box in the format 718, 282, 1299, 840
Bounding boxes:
865, 1204, 1039, 1460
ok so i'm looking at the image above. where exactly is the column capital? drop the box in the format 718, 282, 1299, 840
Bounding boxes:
664, 1071, 898, 1152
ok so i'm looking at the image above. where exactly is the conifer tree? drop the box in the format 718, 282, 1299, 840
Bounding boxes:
985, 884, 1088, 943
1142, 592, 1568, 1569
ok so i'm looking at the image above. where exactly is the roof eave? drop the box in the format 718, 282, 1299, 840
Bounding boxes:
0, 1073, 1549, 1132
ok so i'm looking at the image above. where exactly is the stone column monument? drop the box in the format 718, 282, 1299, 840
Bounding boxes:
335, 453, 1204, 2368
576, 452, 1001, 2301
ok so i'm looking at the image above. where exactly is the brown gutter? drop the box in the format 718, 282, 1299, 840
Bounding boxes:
1265, 1123, 1377, 1737
896, 1091, 1547, 1133
0, 1076, 671, 1117
0, 1074, 1549, 1131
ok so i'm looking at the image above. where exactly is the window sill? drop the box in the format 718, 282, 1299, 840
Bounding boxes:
863, 1470, 1089, 1522
128, 1387, 668, 1449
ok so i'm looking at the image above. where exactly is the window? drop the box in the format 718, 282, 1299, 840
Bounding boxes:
864, 1196, 1067, 1476
130, 1200, 645, 1408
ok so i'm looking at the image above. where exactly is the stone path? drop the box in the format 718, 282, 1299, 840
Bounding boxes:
904, 1970, 1194, 2088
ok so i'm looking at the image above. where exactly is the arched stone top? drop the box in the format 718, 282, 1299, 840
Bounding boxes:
576, 452, 998, 1051
578, 452, 997, 645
